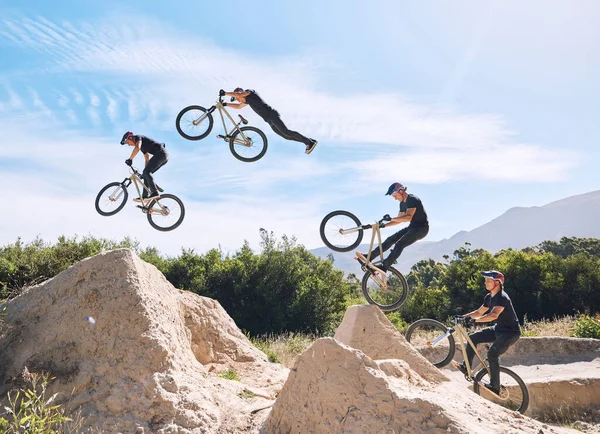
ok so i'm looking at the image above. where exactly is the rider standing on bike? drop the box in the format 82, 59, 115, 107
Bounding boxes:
457, 270, 521, 396
356, 182, 429, 272
221, 88, 318, 155
121, 131, 168, 200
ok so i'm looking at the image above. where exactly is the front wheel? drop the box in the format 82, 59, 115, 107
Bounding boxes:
176, 105, 214, 140
361, 266, 409, 312
95, 182, 128, 216
147, 194, 185, 231
473, 366, 529, 414
404, 318, 455, 367
319, 210, 363, 252
229, 126, 268, 162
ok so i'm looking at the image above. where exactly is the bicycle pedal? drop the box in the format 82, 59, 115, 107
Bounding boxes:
216, 134, 226, 140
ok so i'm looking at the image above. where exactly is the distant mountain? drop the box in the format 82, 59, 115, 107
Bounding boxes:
311, 190, 600, 275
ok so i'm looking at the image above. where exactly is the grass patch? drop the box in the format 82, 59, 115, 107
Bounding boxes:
0, 371, 87, 434
537, 405, 600, 430
251, 333, 316, 368
247, 315, 586, 370
218, 368, 240, 381
521, 315, 577, 337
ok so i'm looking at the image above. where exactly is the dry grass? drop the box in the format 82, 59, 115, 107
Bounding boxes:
537, 406, 600, 432
521, 315, 577, 337
252, 316, 582, 369
251, 333, 317, 368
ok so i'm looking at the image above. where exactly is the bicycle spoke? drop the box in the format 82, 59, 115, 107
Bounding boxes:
475, 368, 528, 413
147, 195, 185, 231
95, 183, 127, 216
361, 266, 409, 312
231, 129, 265, 159
178, 108, 211, 139
405, 322, 452, 366
322, 214, 361, 250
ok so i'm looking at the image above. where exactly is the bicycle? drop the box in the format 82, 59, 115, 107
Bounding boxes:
175, 92, 268, 163
95, 167, 185, 232
319, 210, 409, 312
405, 316, 529, 413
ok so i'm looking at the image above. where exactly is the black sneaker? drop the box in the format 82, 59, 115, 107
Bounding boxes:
453, 361, 468, 377
483, 382, 500, 396
305, 139, 318, 155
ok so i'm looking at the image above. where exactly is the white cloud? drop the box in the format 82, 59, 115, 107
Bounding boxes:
0, 13, 583, 252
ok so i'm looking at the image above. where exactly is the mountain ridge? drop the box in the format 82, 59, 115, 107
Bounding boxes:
311, 190, 600, 275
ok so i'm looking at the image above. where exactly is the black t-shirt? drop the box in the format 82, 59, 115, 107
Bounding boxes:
134, 135, 165, 155
400, 194, 428, 227
483, 290, 520, 332
244, 90, 277, 120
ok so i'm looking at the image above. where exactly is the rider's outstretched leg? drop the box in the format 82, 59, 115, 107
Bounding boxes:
381, 225, 429, 270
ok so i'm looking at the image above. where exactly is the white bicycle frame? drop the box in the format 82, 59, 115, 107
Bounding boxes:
111, 170, 170, 216
340, 222, 390, 289
428, 321, 502, 398
195, 100, 252, 147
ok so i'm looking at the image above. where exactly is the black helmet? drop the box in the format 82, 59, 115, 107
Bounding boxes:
120, 131, 133, 145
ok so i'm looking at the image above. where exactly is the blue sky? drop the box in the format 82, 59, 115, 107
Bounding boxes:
0, 0, 598, 256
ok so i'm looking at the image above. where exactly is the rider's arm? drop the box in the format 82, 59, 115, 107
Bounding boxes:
384, 208, 416, 227
225, 91, 250, 98
473, 306, 505, 323
465, 305, 489, 318
128, 139, 142, 160
225, 102, 248, 109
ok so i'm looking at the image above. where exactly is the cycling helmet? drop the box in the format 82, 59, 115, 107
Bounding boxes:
385, 182, 407, 196
120, 131, 134, 145
481, 270, 505, 285
233, 87, 245, 93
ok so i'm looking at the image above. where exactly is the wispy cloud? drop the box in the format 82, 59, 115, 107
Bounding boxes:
0, 12, 584, 254
0, 15, 574, 180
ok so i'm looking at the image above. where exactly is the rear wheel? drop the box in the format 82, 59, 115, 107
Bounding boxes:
319, 210, 363, 252
176, 105, 214, 140
361, 266, 409, 312
229, 126, 268, 162
405, 319, 455, 367
473, 366, 529, 414
147, 194, 185, 231
95, 182, 128, 216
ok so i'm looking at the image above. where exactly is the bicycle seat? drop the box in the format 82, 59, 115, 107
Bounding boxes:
238, 114, 249, 125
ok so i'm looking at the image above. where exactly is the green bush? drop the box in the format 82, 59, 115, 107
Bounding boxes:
0, 372, 72, 433
573, 314, 600, 339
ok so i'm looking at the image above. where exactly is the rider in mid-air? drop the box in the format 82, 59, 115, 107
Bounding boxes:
221, 88, 318, 155
455, 270, 521, 396
356, 182, 429, 272
121, 131, 169, 201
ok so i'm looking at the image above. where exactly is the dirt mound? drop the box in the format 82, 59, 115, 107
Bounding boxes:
0, 249, 287, 433
266, 337, 578, 434
334, 305, 449, 384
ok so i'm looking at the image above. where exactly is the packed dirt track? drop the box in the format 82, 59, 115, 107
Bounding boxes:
0, 249, 598, 433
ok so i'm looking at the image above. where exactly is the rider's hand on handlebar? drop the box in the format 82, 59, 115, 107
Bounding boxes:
219, 89, 225, 96
379, 221, 386, 229
125, 159, 133, 166
222, 102, 228, 106
382, 214, 392, 222
464, 316, 476, 326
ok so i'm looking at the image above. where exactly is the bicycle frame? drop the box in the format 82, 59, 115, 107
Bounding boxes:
341, 223, 389, 288
116, 170, 169, 215
453, 323, 491, 380
196, 99, 252, 147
